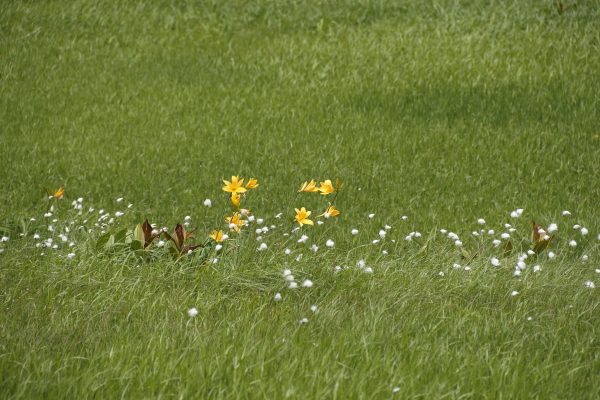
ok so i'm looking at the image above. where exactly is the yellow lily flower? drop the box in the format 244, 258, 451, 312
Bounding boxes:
231, 193, 241, 207
245, 178, 259, 189
222, 175, 247, 194
225, 212, 245, 232
298, 180, 319, 193
318, 180, 335, 195
210, 230, 224, 242
318, 203, 340, 218
46, 187, 64, 199
294, 207, 314, 227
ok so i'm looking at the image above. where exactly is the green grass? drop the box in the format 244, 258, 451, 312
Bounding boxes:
1, 0, 600, 398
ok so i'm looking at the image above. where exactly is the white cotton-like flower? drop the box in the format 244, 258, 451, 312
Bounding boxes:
108, 218, 115, 224
548, 251, 555, 259
358, 260, 366, 268
514, 269, 521, 276
382, 250, 388, 255
527, 316, 533, 321
573, 224, 581, 230
66, 252, 75, 259
385, 225, 392, 230
364, 267, 373, 274
478, 219, 486, 225
598, 233, 600, 241
533, 265, 541, 272
368, 213, 375, 219
284, 249, 291, 255
414, 232, 421, 238
517, 261, 526, 270
311, 305, 318, 312
115, 212, 124, 218
44, 213, 52, 218
212, 258, 219, 264
310, 244, 319, 252
228, 223, 236, 230
298, 235, 308, 243
188, 308, 198, 317
302, 279, 313, 288
581, 227, 588, 235
334, 266, 341, 271
258, 243, 268, 251
157, 240, 165, 247
351, 229, 359, 235
491, 258, 500, 266
500, 233, 510, 239
569, 240, 577, 247
547, 223, 558, 233
203, 199, 212, 207
33, 233, 40, 239
221, 234, 229, 241
510, 211, 519, 218
511, 290, 519, 296
256, 218, 264, 225
289, 282, 298, 289
296, 254, 303, 262
116, 197, 123, 203
255, 228, 262, 235
52, 244, 58, 249
48, 226, 54, 232
247, 215, 255, 222
275, 213, 283, 219
274, 293, 282, 301
464, 266, 471, 271
184, 215, 191, 221
562, 210, 571, 216
584, 281, 596, 289
438, 271, 444, 276
509, 228, 516, 233
448, 232, 458, 240
595, 269, 600, 274
299, 318, 308, 324
285, 273, 295, 281
127, 204, 133, 208
454, 240, 462, 247
379, 230, 387, 239
393, 387, 401, 394
405, 235, 412, 242
453, 263, 461, 269
440, 229, 448, 234
215, 244, 222, 251
493, 239, 501, 247
472, 231, 479, 236
1, 236, 9, 242
323, 213, 331, 219
317, 220, 324, 225
581, 255, 588, 261
504, 223, 511, 228
402, 216, 408, 220
326, 239, 334, 248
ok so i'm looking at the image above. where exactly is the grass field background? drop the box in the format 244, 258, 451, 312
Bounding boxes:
1, 0, 600, 398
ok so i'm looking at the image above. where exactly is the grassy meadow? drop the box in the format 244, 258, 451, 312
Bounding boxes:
1, 0, 600, 398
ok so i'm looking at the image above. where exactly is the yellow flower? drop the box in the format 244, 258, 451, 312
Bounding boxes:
231, 193, 241, 207
318, 180, 335, 195
46, 187, 64, 199
210, 230, 224, 242
298, 180, 319, 193
222, 175, 247, 193
318, 203, 340, 218
225, 212, 245, 232
294, 207, 314, 226
245, 178, 259, 189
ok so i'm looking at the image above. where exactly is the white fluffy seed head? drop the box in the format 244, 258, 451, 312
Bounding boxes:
351, 229, 359, 235
188, 308, 199, 317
